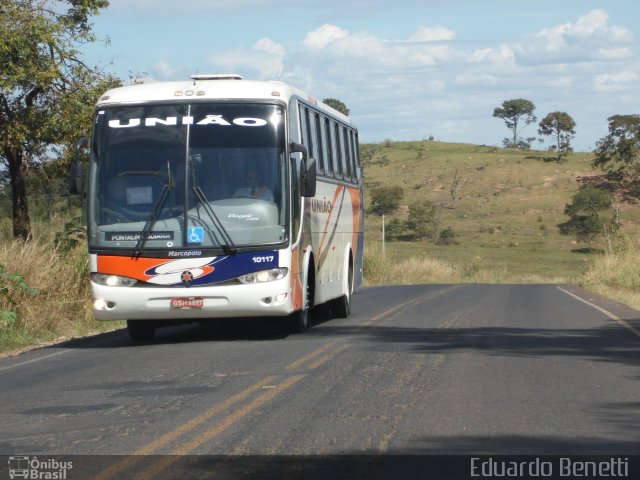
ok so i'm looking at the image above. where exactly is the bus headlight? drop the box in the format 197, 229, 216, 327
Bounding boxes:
238, 268, 288, 284
91, 273, 137, 287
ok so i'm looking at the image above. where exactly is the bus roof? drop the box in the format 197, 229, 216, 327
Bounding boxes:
96, 76, 352, 125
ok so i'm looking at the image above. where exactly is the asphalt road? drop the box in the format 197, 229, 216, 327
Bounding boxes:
1, 284, 639, 477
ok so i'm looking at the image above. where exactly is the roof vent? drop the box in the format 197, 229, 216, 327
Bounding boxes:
190, 74, 243, 81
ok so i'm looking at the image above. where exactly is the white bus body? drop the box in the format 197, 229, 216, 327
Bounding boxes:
83, 76, 363, 340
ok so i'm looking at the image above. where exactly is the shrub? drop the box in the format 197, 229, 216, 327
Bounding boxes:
385, 218, 406, 241
407, 200, 438, 240
558, 186, 618, 246
369, 185, 404, 215
436, 227, 457, 245
0, 237, 95, 352
581, 234, 640, 309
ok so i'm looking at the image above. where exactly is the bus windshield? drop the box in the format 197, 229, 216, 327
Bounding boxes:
88, 103, 288, 253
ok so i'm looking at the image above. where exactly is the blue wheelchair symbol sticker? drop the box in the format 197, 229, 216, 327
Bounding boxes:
187, 227, 204, 244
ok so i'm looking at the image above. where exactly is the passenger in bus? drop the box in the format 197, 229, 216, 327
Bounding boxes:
233, 168, 274, 202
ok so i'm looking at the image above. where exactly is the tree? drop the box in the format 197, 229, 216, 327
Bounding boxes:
369, 185, 403, 215
558, 187, 618, 246
593, 114, 640, 183
538, 111, 576, 162
384, 217, 406, 241
0, 0, 112, 239
323, 98, 350, 116
359, 143, 380, 168
447, 166, 465, 209
493, 99, 537, 149
407, 200, 439, 240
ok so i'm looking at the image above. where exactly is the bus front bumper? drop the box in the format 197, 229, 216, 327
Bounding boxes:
91, 277, 294, 321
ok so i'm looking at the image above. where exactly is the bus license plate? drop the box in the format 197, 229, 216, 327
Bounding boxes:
171, 297, 204, 309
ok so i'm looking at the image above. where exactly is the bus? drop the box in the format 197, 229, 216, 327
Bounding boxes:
72, 74, 364, 341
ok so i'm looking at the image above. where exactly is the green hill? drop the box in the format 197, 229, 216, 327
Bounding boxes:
361, 140, 640, 289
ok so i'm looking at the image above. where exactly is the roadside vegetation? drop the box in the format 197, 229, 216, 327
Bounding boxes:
0, 220, 122, 354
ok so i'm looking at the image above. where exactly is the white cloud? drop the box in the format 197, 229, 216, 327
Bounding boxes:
254, 38, 286, 57
509, 9, 635, 65
408, 26, 456, 43
594, 71, 640, 92
453, 73, 498, 87
593, 48, 634, 61
297, 23, 459, 71
440, 120, 471, 135
302, 24, 350, 51
545, 76, 573, 88
201, 9, 638, 149
210, 38, 286, 79
468, 44, 515, 67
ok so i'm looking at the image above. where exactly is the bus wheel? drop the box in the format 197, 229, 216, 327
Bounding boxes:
127, 320, 156, 342
330, 288, 351, 318
289, 306, 309, 333
289, 271, 312, 333
331, 257, 353, 318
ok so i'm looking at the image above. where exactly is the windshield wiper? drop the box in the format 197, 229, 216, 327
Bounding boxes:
133, 185, 169, 258
192, 186, 237, 255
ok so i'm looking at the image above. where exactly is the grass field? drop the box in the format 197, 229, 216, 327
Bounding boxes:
362, 140, 640, 285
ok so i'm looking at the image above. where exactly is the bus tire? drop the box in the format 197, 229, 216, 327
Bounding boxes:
289, 306, 309, 333
127, 320, 156, 342
331, 290, 351, 318
331, 253, 353, 318
289, 265, 314, 333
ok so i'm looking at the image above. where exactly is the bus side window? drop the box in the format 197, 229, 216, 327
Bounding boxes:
350, 129, 358, 183
333, 122, 343, 179
341, 126, 351, 181
308, 110, 319, 170
290, 100, 301, 143
314, 111, 324, 174
304, 107, 314, 159
324, 117, 334, 178
299, 106, 308, 152
353, 131, 362, 184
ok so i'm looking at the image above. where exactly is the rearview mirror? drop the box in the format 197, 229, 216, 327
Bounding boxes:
300, 157, 317, 198
290, 141, 308, 159
290, 142, 316, 197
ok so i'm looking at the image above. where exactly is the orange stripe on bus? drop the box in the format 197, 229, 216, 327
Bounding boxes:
96, 256, 166, 281
290, 248, 303, 310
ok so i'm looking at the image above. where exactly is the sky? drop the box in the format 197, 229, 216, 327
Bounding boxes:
80, 0, 640, 151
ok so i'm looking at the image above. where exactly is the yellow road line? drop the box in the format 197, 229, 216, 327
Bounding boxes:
134, 375, 305, 480
90, 375, 279, 480
306, 343, 352, 370
364, 285, 461, 326
285, 339, 343, 370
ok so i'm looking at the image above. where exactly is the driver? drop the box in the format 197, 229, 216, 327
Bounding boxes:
233, 168, 274, 202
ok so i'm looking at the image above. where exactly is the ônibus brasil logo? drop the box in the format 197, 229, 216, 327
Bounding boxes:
8, 456, 73, 479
